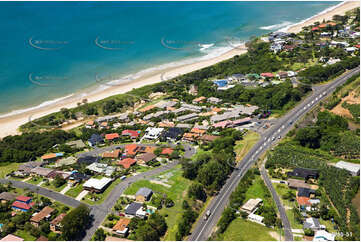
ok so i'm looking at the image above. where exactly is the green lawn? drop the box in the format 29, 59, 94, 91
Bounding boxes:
217, 218, 278, 241
41, 181, 67, 192
235, 131, 260, 162
286, 209, 303, 229
14, 230, 36, 241
244, 176, 268, 202
26, 176, 42, 185
65, 183, 84, 198
0, 163, 20, 178
123, 166, 193, 240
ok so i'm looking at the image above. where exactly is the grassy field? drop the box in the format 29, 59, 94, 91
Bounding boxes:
352, 189, 360, 217
14, 230, 36, 241
244, 176, 269, 202
65, 183, 84, 198
41, 181, 67, 192
124, 166, 193, 240
0, 163, 20, 178
235, 131, 260, 162
26, 176, 42, 185
217, 218, 278, 241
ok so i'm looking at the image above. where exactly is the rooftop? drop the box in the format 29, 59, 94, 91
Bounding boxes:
83, 177, 112, 190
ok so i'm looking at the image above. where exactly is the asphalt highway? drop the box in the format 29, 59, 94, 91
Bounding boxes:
188, 67, 360, 241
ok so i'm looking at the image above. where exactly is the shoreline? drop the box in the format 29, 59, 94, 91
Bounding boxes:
0, 1, 359, 138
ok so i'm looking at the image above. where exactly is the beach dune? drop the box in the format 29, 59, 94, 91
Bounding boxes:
0, 1, 359, 138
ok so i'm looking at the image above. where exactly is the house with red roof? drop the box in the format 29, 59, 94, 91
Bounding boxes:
118, 158, 136, 169
105, 133, 120, 141
121, 130, 140, 139
12, 196, 34, 212
125, 144, 139, 157
161, 148, 174, 156
260, 73, 274, 78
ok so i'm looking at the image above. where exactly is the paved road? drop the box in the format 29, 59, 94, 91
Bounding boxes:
82, 160, 180, 240
0, 179, 83, 208
189, 67, 360, 241
260, 159, 293, 240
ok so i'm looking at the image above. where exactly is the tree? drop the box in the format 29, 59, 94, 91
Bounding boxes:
295, 127, 321, 148
61, 204, 91, 240
53, 174, 66, 188
92, 228, 106, 241
135, 224, 160, 241
188, 182, 207, 202
147, 213, 167, 237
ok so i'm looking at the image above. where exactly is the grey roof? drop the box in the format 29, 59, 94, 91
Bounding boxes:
155, 100, 177, 109
181, 103, 202, 112
303, 218, 321, 230
135, 187, 153, 198
176, 113, 198, 122
125, 202, 143, 215
0, 192, 17, 201
19, 161, 44, 172
31, 167, 54, 177
176, 123, 193, 129
66, 140, 86, 148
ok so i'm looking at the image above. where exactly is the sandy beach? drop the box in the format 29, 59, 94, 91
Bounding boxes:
287, 1, 360, 33
0, 1, 359, 138
0, 46, 247, 138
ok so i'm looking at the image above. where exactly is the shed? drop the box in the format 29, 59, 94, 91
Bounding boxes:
135, 187, 153, 202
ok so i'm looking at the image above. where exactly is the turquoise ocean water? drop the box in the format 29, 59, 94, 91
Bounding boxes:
0, 1, 340, 115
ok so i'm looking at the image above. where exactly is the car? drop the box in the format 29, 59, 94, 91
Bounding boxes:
204, 210, 211, 220
120, 175, 127, 180
280, 181, 286, 184
272, 136, 275, 141
323, 91, 326, 95
278, 136, 281, 139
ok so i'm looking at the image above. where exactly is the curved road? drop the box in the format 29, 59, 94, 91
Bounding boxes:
260, 159, 293, 240
189, 67, 360, 241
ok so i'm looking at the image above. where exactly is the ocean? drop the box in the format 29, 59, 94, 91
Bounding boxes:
0, 1, 340, 116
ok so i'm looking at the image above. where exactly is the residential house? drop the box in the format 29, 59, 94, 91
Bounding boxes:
287, 178, 311, 189
143, 127, 164, 140
303, 217, 324, 231
188, 84, 198, 96
161, 127, 184, 141
297, 187, 315, 198
137, 153, 156, 164
155, 100, 177, 109
66, 140, 86, 149
0, 192, 16, 203
47, 170, 71, 180
86, 163, 115, 177
182, 132, 200, 142
102, 149, 121, 159
135, 187, 153, 202
0, 234, 24, 241
158, 121, 175, 128
261, 73, 275, 79
228, 74, 245, 82
55, 156, 77, 167
192, 96, 206, 104
112, 218, 131, 237
124, 144, 140, 157
30, 167, 54, 178
88, 134, 104, 147
313, 230, 335, 241
207, 97, 222, 104
12, 196, 34, 212
277, 71, 289, 79
105, 133, 120, 141
199, 134, 219, 143
334, 161, 360, 176
176, 113, 199, 122
176, 123, 193, 129
287, 168, 319, 180
297, 196, 311, 208
83, 177, 112, 193
85, 120, 95, 129
247, 213, 264, 224
30, 206, 55, 227
190, 127, 206, 136
240, 198, 262, 214
121, 130, 140, 139
161, 148, 174, 156
18, 161, 45, 174
77, 155, 99, 165
50, 213, 66, 233
124, 202, 146, 218
41, 153, 63, 163
118, 158, 136, 169
68, 172, 89, 186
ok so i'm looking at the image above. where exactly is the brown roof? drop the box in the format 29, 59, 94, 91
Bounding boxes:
30, 167, 53, 177
112, 218, 131, 231
287, 178, 311, 189
103, 149, 121, 158
31, 206, 55, 223
0, 192, 17, 201
118, 158, 136, 169
50, 213, 66, 226
137, 153, 156, 163
199, 134, 219, 142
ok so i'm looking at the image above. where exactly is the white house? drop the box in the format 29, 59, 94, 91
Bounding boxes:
247, 213, 264, 225
334, 161, 360, 176
313, 230, 336, 241
143, 127, 164, 140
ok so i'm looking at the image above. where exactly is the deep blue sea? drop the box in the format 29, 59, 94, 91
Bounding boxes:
0, 1, 340, 115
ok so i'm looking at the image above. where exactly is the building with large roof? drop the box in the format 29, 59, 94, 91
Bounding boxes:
83, 177, 112, 193
334, 161, 360, 176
